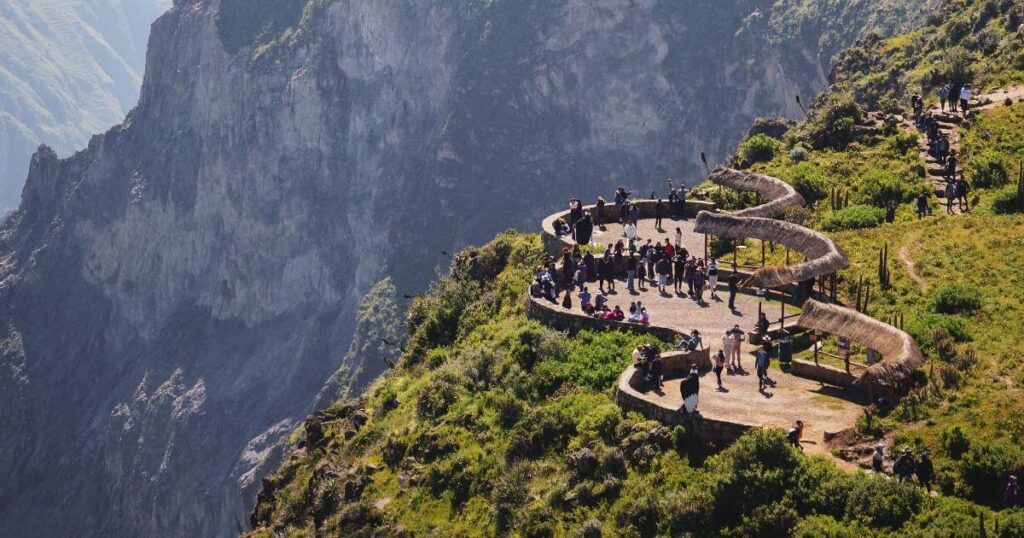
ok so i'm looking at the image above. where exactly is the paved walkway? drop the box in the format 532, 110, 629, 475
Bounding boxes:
643, 366, 864, 459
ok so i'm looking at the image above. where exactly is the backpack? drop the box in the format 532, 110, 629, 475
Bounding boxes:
786, 428, 799, 444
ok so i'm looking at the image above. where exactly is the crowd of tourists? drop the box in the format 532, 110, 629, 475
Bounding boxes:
911, 90, 972, 215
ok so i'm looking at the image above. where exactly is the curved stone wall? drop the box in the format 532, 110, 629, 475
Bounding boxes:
540, 199, 716, 256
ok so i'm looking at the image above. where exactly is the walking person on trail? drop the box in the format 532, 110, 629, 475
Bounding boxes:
949, 85, 960, 113
945, 150, 958, 180
955, 176, 970, 212
707, 258, 719, 299
893, 448, 916, 483
680, 365, 700, 414
959, 85, 972, 115
713, 350, 726, 390
727, 325, 745, 370
872, 444, 885, 473
916, 191, 929, 219
755, 344, 770, 391
916, 450, 934, 491
938, 84, 950, 112
787, 421, 804, 452
944, 181, 957, 214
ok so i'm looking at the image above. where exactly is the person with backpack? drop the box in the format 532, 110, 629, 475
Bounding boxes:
916, 450, 934, 490
693, 266, 707, 304
938, 85, 950, 112
956, 176, 970, 212
787, 421, 804, 452
656, 255, 672, 294
872, 444, 885, 472
893, 448, 916, 483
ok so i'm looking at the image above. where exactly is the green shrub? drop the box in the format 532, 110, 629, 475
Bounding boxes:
820, 205, 886, 231
844, 475, 923, 529
787, 162, 831, 204
905, 313, 972, 346
739, 134, 784, 167
991, 185, 1024, 214
802, 92, 863, 150
858, 169, 917, 208
792, 515, 868, 538
942, 425, 972, 460
930, 283, 983, 314
416, 377, 459, 418
960, 440, 1024, 507
614, 491, 660, 538
969, 151, 1010, 188
729, 499, 799, 537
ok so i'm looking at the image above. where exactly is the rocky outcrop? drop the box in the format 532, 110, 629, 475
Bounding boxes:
0, 0, 933, 536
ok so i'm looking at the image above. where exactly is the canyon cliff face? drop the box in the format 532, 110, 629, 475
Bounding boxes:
0, 0, 169, 210
0, 0, 930, 536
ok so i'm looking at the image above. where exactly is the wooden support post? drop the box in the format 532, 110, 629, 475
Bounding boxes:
813, 332, 819, 366
761, 240, 766, 267
785, 247, 790, 266
732, 239, 737, 270
704, 234, 708, 261
780, 290, 785, 331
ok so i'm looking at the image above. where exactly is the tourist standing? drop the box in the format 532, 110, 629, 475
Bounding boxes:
1006, 475, 1020, 509
713, 350, 726, 389
755, 344, 770, 391
938, 84, 949, 112
944, 181, 956, 214
673, 254, 686, 294
894, 448, 916, 483
728, 325, 744, 370
626, 254, 637, 293
727, 271, 738, 310
872, 444, 885, 472
655, 199, 664, 230
916, 191, 929, 219
916, 450, 934, 491
693, 267, 707, 304
680, 365, 700, 413
956, 176, 970, 212
707, 258, 719, 299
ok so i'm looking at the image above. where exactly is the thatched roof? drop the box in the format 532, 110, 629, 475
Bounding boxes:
797, 299, 925, 387
708, 166, 805, 218
694, 212, 849, 287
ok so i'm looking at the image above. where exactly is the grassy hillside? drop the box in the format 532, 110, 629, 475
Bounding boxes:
248, 1, 1024, 536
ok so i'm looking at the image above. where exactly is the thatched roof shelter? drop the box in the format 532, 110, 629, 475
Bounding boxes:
797, 299, 925, 388
708, 166, 804, 218
694, 212, 849, 288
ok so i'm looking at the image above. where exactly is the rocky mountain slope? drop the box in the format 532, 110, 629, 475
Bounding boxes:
0, 0, 935, 536
0, 0, 169, 210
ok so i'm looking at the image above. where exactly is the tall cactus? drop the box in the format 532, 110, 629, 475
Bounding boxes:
878, 243, 890, 289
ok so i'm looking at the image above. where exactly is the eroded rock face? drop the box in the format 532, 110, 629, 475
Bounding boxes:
0, 0, 928, 536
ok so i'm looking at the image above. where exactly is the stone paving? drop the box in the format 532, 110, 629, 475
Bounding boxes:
550, 215, 864, 456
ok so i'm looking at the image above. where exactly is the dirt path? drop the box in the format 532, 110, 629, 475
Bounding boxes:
899, 230, 928, 292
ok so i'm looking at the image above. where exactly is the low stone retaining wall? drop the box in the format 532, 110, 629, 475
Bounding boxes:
615, 366, 753, 444
526, 295, 681, 342
790, 359, 861, 391
625, 350, 712, 388
541, 199, 717, 256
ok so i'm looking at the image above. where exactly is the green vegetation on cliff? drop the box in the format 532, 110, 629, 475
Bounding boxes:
249, 1, 1024, 536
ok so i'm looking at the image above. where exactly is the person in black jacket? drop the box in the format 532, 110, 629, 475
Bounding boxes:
655, 199, 665, 230
728, 271, 738, 310
574, 212, 594, 246
916, 451, 934, 490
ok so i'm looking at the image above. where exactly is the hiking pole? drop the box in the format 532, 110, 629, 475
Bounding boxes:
700, 152, 710, 176
795, 94, 807, 115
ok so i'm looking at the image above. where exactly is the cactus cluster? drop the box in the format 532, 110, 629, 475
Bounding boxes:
829, 187, 850, 211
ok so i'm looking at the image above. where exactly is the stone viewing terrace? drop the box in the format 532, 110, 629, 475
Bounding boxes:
530, 169, 925, 457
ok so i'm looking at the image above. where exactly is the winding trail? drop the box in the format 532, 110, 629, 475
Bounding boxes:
899, 230, 928, 292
